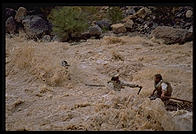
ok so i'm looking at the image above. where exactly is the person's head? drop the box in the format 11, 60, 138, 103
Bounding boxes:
62, 60, 70, 67
111, 75, 120, 82
154, 74, 162, 83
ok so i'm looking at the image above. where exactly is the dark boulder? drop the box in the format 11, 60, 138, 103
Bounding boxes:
81, 32, 91, 40
70, 32, 82, 42
96, 19, 111, 30
6, 16, 17, 34
125, 8, 136, 16
22, 15, 52, 39
89, 25, 102, 37
5, 8, 16, 21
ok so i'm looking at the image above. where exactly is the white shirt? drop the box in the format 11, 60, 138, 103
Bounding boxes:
161, 82, 168, 92
155, 80, 168, 92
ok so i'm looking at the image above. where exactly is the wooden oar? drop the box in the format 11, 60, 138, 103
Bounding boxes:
85, 84, 105, 87
164, 96, 192, 103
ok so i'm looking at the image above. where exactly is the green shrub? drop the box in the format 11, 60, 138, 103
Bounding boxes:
48, 6, 89, 41
40, 7, 55, 19
80, 6, 100, 21
107, 7, 123, 24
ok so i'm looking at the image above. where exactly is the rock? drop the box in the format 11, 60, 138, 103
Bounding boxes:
42, 35, 51, 42
174, 7, 186, 18
71, 32, 82, 42
111, 23, 127, 34
99, 6, 109, 13
96, 19, 111, 30
122, 15, 134, 23
59, 34, 70, 42
116, 33, 124, 37
100, 6, 109, 11
15, 7, 27, 22
132, 6, 144, 12
89, 25, 102, 36
184, 23, 192, 28
124, 19, 134, 29
151, 22, 158, 30
188, 26, 193, 33
27, 9, 43, 16
185, 10, 193, 18
134, 17, 144, 24
102, 31, 114, 37
152, 15, 156, 20
144, 24, 148, 29
5, 8, 16, 20
147, 6, 158, 11
126, 8, 136, 15
134, 7, 151, 18
6, 16, 17, 34
176, 12, 183, 18
151, 26, 193, 44
51, 35, 61, 42
6, 33, 13, 38
146, 21, 153, 27
81, 32, 91, 40
22, 15, 51, 39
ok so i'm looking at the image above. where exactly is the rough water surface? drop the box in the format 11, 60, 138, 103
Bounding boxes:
6, 35, 192, 131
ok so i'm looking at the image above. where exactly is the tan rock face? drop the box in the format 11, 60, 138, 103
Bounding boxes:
111, 23, 127, 34
122, 15, 135, 22
124, 19, 134, 29
135, 7, 151, 19
151, 26, 193, 44
15, 7, 27, 22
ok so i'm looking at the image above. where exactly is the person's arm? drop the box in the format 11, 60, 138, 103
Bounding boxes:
107, 80, 112, 84
151, 89, 157, 96
161, 91, 165, 98
122, 82, 140, 88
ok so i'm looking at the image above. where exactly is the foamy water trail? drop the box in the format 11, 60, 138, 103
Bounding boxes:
6, 36, 192, 130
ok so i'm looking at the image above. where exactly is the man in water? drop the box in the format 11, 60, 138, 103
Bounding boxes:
61, 60, 70, 67
107, 74, 142, 91
149, 74, 173, 102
